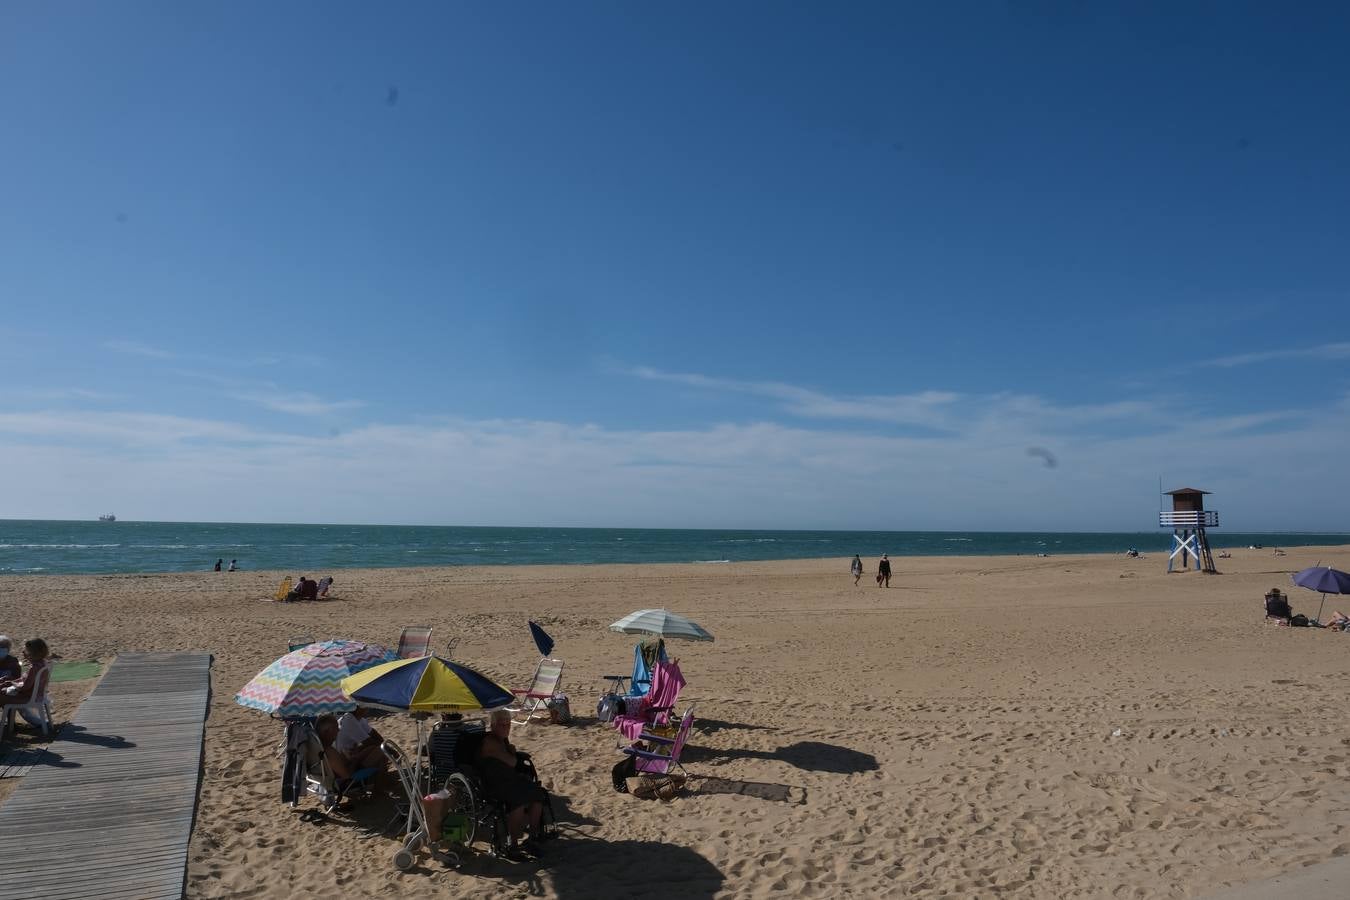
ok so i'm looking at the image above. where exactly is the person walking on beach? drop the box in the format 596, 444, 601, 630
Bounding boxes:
877, 554, 891, 588
851, 555, 863, 586
213, 558, 223, 572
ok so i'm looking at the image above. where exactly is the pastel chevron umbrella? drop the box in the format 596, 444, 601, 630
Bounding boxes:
234, 640, 396, 718
609, 609, 714, 642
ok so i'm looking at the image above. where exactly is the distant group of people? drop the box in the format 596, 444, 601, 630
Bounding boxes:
213, 559, 238, 572
286, 576, 331, 602
851, 554, 892, 587
0, 635, 51, 731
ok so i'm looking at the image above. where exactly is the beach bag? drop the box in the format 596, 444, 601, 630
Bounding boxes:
546, 694, 572, 725
1290, 613, 1310, 627
597, 693, 623, 723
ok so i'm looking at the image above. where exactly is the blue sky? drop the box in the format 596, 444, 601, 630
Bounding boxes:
2, 3, 1349, 530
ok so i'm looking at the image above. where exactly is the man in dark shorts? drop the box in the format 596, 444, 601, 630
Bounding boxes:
877, 554, 891, 588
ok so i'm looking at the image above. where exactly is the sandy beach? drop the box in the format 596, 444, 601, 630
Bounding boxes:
5, 545, 1350, 898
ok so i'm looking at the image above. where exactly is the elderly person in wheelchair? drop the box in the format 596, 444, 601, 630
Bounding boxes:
478, 708, 548, 856
423, 707, 553, 860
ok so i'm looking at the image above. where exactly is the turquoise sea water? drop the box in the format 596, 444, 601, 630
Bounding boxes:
3, 520, 1349, 576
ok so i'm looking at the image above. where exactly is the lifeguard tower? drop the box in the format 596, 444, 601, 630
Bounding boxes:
1160, 487, 1218, 573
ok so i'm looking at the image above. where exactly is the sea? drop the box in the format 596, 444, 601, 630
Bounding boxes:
2, 519, 1349, 576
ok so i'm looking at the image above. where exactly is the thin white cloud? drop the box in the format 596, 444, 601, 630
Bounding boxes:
627, 365, 961, 428
164, 371, 358, 416
104, 339, 177, 360
1198, 342, 1350, 368
0, 387, 124, 402
0, 410, 305, 447
227, 391, 364, 417
626, 365, 1162, 436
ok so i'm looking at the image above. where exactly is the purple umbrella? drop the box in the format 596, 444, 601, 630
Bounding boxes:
1291, 566, 1350, 624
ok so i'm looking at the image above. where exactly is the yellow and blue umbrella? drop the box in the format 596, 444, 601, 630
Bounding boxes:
340, 655, 513, 713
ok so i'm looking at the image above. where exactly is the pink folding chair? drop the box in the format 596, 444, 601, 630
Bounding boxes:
623, 707, 695, 778
612, 660, 685, 742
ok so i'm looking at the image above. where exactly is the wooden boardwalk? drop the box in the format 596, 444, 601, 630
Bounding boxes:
0, 652, 211, 900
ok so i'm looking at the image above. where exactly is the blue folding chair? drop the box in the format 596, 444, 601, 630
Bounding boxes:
603, 640, 668, 699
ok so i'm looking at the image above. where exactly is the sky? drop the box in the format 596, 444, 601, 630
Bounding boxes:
2, 2, 1349, 531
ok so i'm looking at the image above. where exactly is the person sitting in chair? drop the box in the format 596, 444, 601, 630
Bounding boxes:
479, 708, 547, 857
1264, 589, 1293, 623
2, 638, 51, 731
314, 714, 357, 782
334, 706, 388, 773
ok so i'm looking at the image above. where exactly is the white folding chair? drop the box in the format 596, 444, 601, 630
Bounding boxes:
2, 664, 53, 739
509, 657, 564, 726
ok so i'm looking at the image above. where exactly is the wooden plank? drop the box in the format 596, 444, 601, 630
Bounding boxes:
0, 652, 210, 900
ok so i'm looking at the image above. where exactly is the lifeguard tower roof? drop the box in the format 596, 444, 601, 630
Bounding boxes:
1164, 488, 1210, 495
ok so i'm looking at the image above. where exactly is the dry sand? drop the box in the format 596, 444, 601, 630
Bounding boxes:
4, 545, 1350, 898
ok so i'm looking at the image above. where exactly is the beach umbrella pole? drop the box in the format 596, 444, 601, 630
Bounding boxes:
1317, 592, 1328, 625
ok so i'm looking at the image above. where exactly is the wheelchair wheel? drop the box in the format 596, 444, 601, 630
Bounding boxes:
485, 805, 510, 857
442, 773, 478, 849
393, 848, 415, 871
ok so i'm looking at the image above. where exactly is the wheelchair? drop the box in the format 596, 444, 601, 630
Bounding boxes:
426, 721, 556, 860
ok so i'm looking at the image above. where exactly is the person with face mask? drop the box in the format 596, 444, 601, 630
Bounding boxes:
0, 636, 20, 683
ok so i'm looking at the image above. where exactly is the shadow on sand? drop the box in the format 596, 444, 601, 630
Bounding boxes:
686, 740, 879, 775
694, 775, 806, 804
476, 835, 725, 899
695, 717, 777, 736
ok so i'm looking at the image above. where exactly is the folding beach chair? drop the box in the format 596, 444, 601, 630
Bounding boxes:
396, 626, 433, 659
612, 659, 685, 742
623, 706, 695, 779
289, 721, 376, 811
602, 639, 667, 699
510, 657, 564, 726
273, 576, 294, 602
315, 577, 332, 598
1, 664, 53, 739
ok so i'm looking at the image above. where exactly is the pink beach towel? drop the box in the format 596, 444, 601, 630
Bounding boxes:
613, 660, 685, 741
